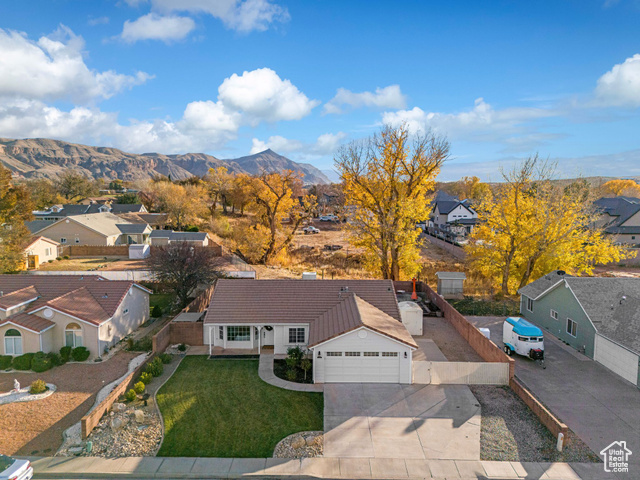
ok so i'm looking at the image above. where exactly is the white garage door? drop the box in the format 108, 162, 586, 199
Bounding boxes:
324, 351, 400, 383
594, 334, 639, 386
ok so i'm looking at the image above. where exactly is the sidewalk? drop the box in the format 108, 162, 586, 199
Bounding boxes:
28, 456, 612, 479
258, 353, 323, 392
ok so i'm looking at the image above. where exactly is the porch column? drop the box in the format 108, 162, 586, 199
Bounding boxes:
208, 326, 212, 357
251, 326, 254, 350
258, 326, 261, 354
223, 326, 226, 350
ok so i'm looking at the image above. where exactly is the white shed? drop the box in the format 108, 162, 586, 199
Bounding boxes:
398, 301, 423, 336
129, 244, 150, 259
436, 271, 466, 297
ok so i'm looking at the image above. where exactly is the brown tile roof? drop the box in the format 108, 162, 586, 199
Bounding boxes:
0, 285, 40, 310
0, 275, 143, 326
0, 312, 54, 333
308, 294, 418, 348
204, 279, 401, 325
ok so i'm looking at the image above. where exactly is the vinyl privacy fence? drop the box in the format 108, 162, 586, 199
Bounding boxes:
412, 361, 510, 385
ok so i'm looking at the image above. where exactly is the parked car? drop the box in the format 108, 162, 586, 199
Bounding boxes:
323, 244, 343, 251
303, 226, 320, 234
319, 214, 339, 222
0, 455, 33, 480
502, 317, 545, 368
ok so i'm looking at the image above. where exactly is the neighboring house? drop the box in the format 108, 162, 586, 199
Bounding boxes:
32, 203, 148, 222
149, 230, 211, 247
425, 191, 478, 239
519, 270, 640, 387
23, 236, 60, 269
203, 279, 418, 384
25, 213, 152, 246
594, 196, 640, 246
116, 212, 169, 230
0, 275, 150, 359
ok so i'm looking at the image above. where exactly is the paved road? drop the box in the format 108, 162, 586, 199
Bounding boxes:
468, 316, 640, 480
323, 383, 481, 460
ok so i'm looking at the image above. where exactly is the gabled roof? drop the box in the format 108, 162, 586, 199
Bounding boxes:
45, 287, 111, 325
33, 203, 147, 218
431, 191, 477, 216
24, 236, 59, 250
117, 223, 151, 235
205, 279, 401, 325
149, 230, 208, 241
117, 212, 169, 226
0, 285, 40, 310
594, 196, 640, 234
32, 213, 136, 238
0, 313, 54, 333
518, 270, 572, 299
25, 220, 54, 234
308, 294, 418, 348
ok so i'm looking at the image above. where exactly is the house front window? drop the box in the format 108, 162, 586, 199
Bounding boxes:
550, 309, 558, 320
60, 238, 67, 244
288, 327, 305, 344
567, 318, 577, 338
65, 323, 83, 347
526, 297, 534, 312
227, 326, 250, 341
4, 329, 22, 355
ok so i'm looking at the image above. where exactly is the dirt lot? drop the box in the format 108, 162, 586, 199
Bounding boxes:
419, 313, 483, 362
37, 256, 147, 272
0, 351, 136, 456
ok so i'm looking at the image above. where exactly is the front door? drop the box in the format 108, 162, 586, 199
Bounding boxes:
262, 327, 274, 347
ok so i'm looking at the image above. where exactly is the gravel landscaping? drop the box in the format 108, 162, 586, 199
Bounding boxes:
420, 314, 483, 362
273, 431, 323, 458
0, 351, 137, 456
470, 385, 601, 463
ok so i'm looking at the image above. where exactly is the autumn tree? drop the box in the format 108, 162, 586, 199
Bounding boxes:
467, 156, 630, 295
601, 179, 640, 198
335, 124, 449, 280
54, 170, 97, 202
24, 178, 65, 209
228, 173, 252, 215
205, 167, 233, 215
451, 176, 493, 204
0, 166, 34, 272
239, 170, 316, 264
143, 182, 206, 230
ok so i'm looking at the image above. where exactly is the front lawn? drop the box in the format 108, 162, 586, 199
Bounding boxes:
156, 357, 324, 457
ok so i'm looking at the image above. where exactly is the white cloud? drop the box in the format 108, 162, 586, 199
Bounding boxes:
88, 16, 110, 26
324, 85, 407, 114
148, 0, 289, 33
218, 68, 319, 123
121, 13, 196, 43
0, 26, 151, 103
595, 54, 640, 107
250, 132, 347, 157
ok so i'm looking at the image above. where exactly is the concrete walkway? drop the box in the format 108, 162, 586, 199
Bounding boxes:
258, 353, 323, 392
27, 455, 610, 479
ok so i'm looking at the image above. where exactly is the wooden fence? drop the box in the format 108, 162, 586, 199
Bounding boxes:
61, 245, 130, 256
80, 354, 153, 439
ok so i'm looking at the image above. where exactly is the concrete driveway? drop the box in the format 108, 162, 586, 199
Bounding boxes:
323, 383, 481, 460
469, 316, 640, 478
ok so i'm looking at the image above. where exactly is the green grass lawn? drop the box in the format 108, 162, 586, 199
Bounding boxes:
156, 356, 324, 457
150, 293, 176, 313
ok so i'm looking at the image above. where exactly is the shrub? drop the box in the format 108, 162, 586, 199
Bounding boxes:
71, 346, 90, 362
31, 352, 53, 373
133, 381, 146, 394
127, 336, 152, 352
0, 355, 12, 370
185, 225, 199, 232
63, 255, 69, 260
177, 343, 186, 352
286, 369, 297, 382
286, 346, 304, 369
30, 379, 47, 395
300, 358, 312, 381
60, 346, 72, 363
151, 305, 163, 318
46, 352, 62, 367
48, 260, 53, 263
159, 353, 172, 364
140, 372, 153, 384
145, 357, 164, 377
125, 389, 137, 402
56, 256, 62, 261
12, 353, 35, 371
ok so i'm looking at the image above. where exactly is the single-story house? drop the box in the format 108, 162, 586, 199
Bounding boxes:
519, 270, 640, 387
0, 275, 150, 360
23, 236, 60, 269
32, 203, 148, 222
149, 230, 211, 247
26, 213, 152, 246
203, 279, 418, 384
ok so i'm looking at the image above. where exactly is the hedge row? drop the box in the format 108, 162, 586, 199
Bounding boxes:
0, 346, 91, 372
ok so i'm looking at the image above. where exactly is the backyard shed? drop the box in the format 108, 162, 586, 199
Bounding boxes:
129, 244, 150, 259
436, 272, 466, 297
398, 301, 423, 335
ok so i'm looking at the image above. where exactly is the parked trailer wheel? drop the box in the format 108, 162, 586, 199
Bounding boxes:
503, 346, 512, 356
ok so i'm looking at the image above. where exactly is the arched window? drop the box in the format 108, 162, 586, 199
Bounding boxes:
4, 329, 22, 355
65, 323, 83, 348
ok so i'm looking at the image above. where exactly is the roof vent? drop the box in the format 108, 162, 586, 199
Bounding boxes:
620, 295, 627, 305
557, 270, 566, 276
103, 293, 108, 298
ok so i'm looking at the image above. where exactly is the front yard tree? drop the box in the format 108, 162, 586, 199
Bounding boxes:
146, 243, 223, 308
467, 156, 630, 295
0, 165, 33, 272
335, 124, 449, 280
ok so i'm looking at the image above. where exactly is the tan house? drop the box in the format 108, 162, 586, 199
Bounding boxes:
23, 236, 60, 269
26, 213, 152, 246
0, 275, 150, 359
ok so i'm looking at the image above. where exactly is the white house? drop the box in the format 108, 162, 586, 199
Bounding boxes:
23, 236, 60, 269
429, 191, 478, 235
203, 279, 418, 384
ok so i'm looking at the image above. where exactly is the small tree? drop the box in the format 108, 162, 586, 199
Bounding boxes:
300, 357, 312, 381
146, 243, 223, 308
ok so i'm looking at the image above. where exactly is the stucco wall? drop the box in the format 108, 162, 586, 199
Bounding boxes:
99, 286, 149, 353
25, 239, 58, 267
0, 324, 41, 355
521, 283, 596, 358
31, 309, 100, 358
37, 221, 110, 246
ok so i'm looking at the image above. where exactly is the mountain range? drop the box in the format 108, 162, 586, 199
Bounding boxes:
0, 138, 331, 184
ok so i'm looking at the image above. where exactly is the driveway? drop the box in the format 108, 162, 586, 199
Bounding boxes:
323, 383, 481, 460
469, 316, 640, 477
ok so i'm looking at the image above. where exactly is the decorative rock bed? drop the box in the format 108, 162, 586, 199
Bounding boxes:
273, 431, 323, 458
0, 383, 56, 405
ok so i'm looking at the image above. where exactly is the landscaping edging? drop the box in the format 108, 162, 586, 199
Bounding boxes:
0, 383, 56, 404
150, 354, 185, 456
273, 431, 323, 458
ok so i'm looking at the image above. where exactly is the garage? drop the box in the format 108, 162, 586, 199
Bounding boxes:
323, 350, 401, 383
594, 334, 639, 386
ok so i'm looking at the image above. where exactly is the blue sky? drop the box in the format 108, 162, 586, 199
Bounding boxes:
1, 0, 640, 181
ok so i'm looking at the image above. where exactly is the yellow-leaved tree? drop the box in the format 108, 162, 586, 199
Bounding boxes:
467, 156, 631, 295
335, 124, 449, 280
600, 179, 640, 198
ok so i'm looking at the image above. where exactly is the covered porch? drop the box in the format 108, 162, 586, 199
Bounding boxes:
206, 324, 276, 356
